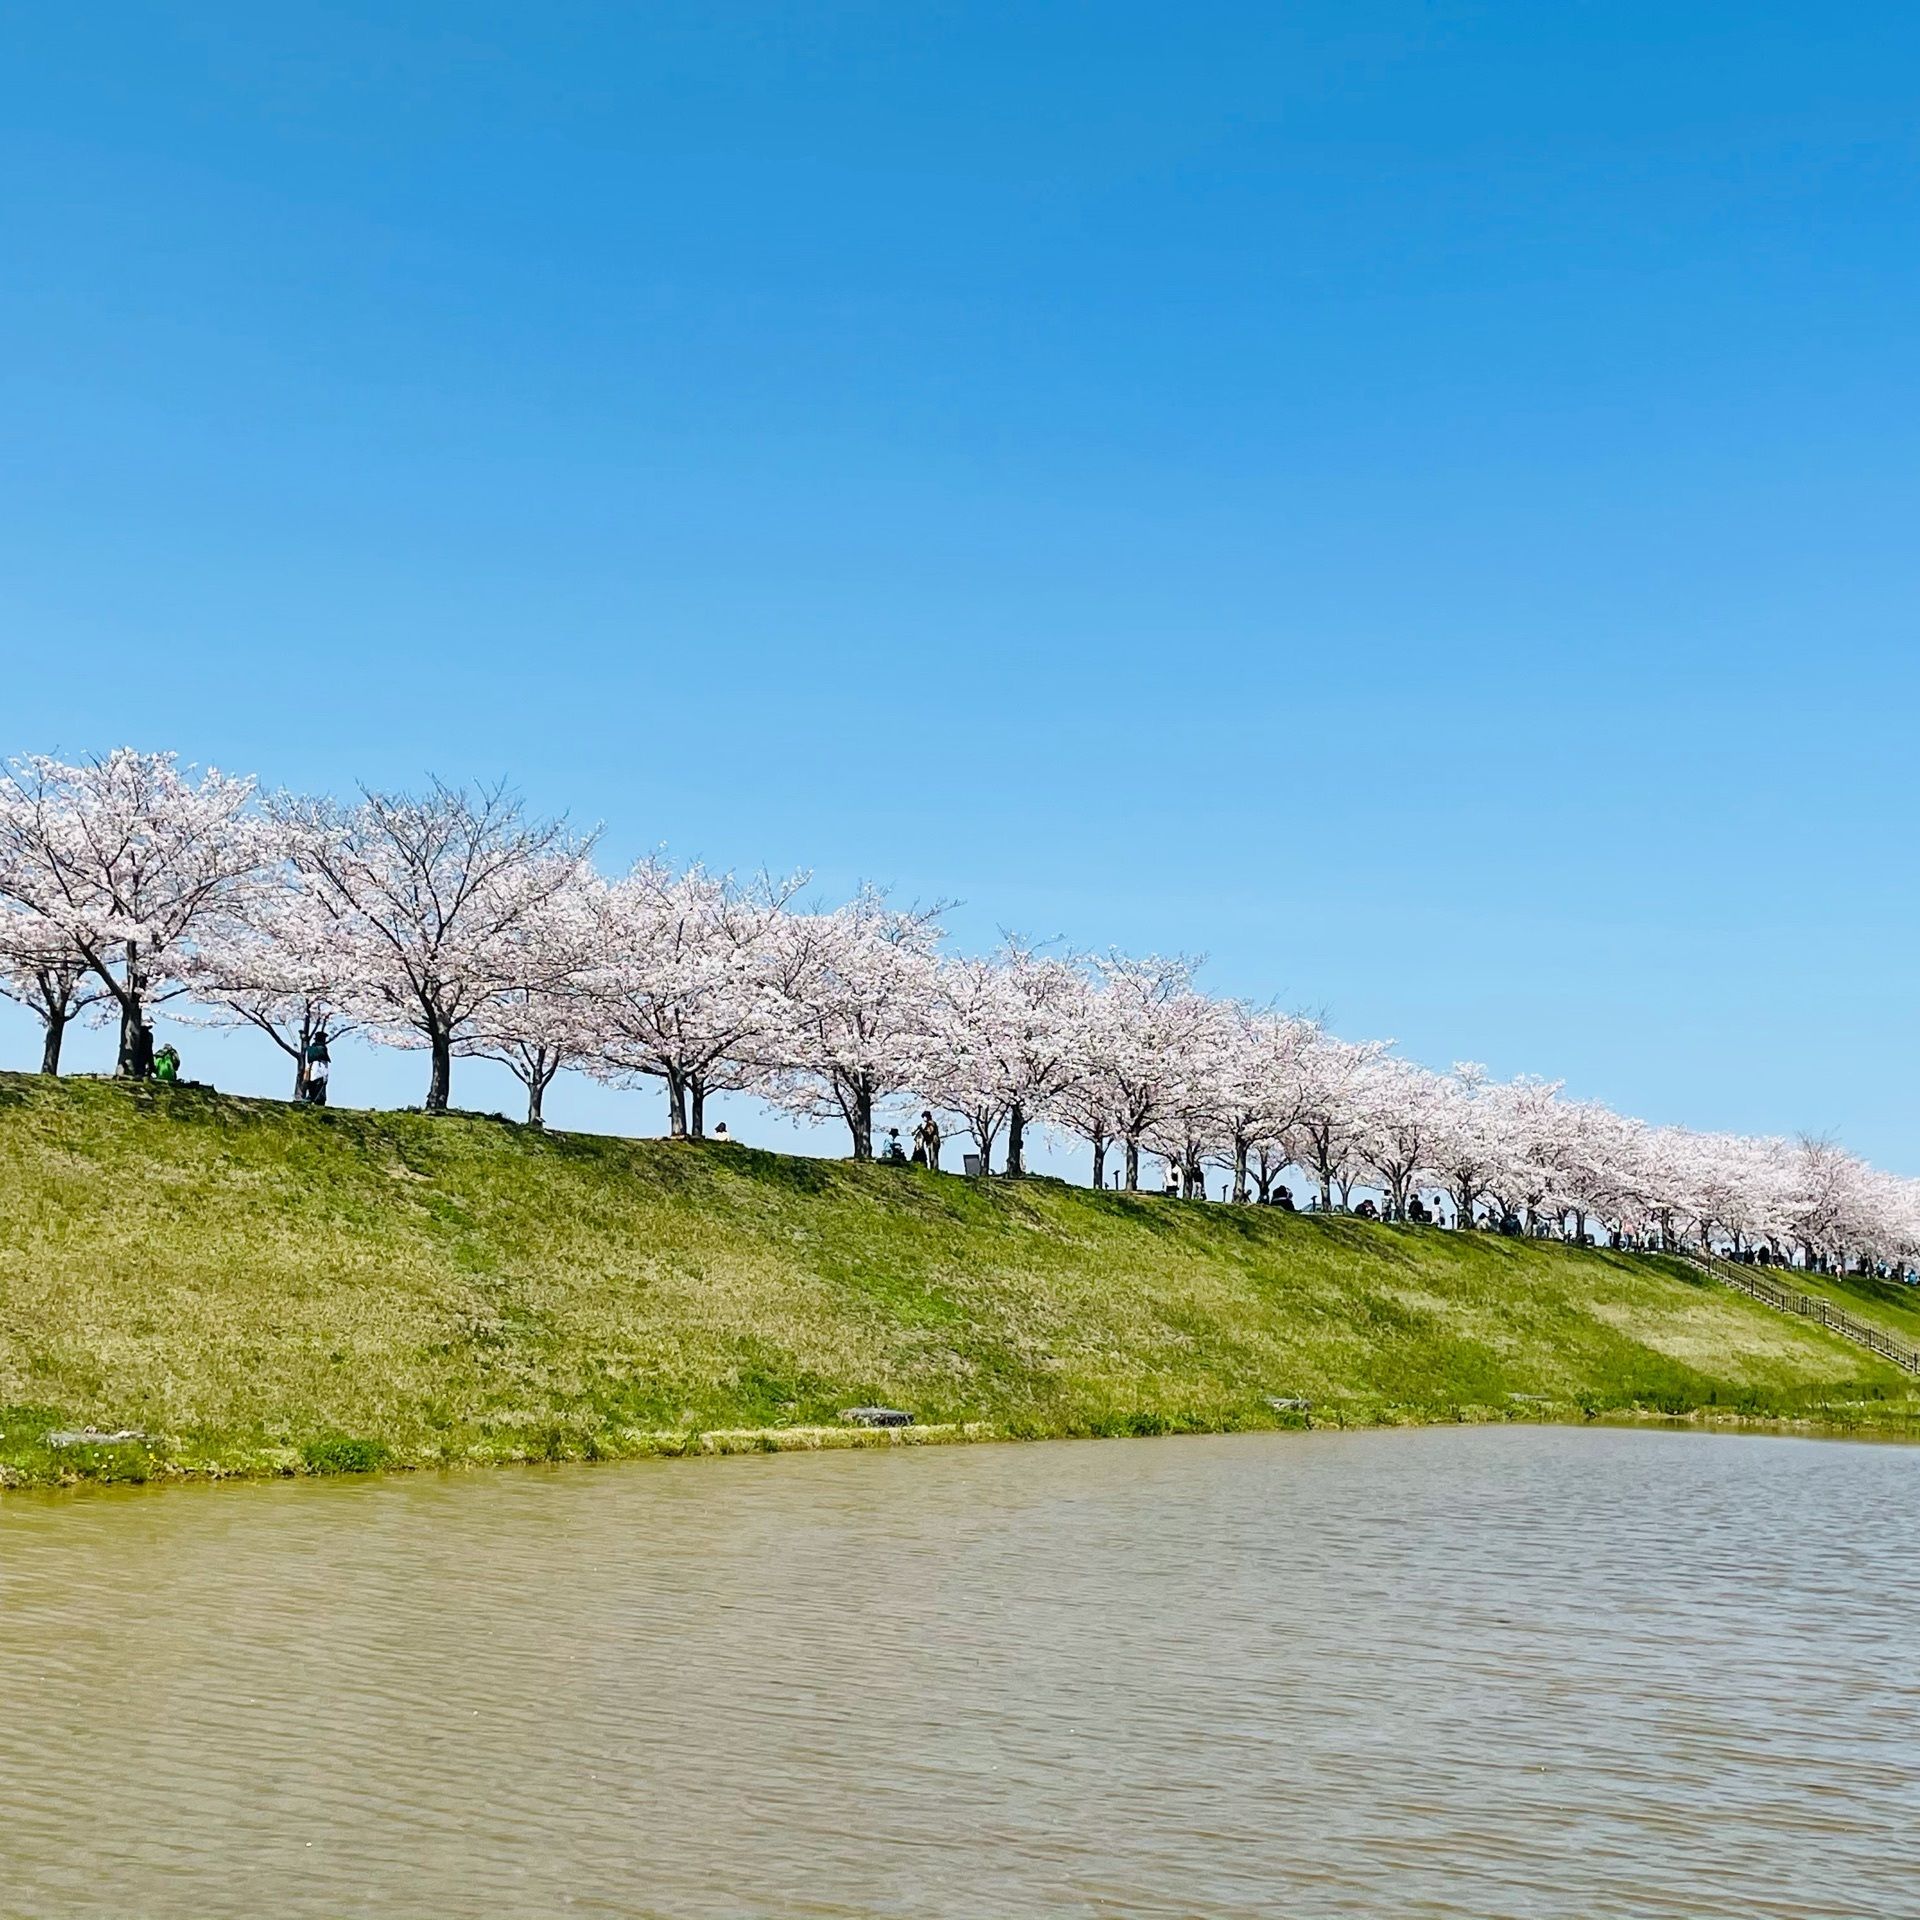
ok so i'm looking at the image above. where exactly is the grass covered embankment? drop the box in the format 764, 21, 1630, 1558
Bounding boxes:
0, 1072, 1914, 1488
1773, 1262, 1920, 1354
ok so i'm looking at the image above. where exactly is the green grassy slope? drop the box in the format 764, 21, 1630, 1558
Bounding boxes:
1774, 1264, 1920, 1352
0, 1073, 1912, 1487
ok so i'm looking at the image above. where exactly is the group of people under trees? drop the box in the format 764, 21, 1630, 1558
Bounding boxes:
3, 749, 1918, 1281
880, 1112, 944, 1168
115, 1018, 184, 1085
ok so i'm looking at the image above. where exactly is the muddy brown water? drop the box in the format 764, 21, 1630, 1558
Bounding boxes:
2, 1425, 1915, 1918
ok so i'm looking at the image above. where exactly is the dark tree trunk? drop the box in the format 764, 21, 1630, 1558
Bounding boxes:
690, 1076, 706, 1139
1232, 1135, 1249, 1203
1091, 1135, 1107, 1189
40, 1009, 67, 1076
1123, 1135, 1140, 1191
1006, 1102, 1026, 1178
426, 1030, 453, 1112
849, 1085, 874, 1160
664, 1067, 688, 1138
526, 1072, 548, 1128
114, 943, 148, 1077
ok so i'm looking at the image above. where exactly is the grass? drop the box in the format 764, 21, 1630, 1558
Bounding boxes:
0, 1071, 1914, 1489
1766, 1262, 1920, 1353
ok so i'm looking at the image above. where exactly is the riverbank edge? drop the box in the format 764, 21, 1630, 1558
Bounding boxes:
9, 1395, 1917, 1494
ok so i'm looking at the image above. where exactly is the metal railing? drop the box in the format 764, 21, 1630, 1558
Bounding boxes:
1679, 1253, 1920, 1375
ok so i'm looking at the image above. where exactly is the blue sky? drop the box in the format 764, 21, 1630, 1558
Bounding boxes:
3, 2, 1916, 1174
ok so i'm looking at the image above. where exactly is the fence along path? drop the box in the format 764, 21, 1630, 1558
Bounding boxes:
1677, 1252, 1920, 1375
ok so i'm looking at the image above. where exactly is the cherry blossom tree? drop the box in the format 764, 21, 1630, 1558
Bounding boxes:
921, 955, 1015, 1174
1424, 1064, 1528, 1230
467, 988, 586, 1127
1051, 1048, 1119, 1190
1481, 1076, 1569, 1233
1070, 955, 1209, 1192
181, 863, 364, 1098
1357, 1057, 1448, 1221
1544, 1100, 1642, 1245
994, 943, 1090, 1179
1784, 1135, 1877, 1271
1291, 1032, 1387, 1211
765, 889, 942, 1159
1144, 994, 1232, 1201
922, 939, 1091, 1178
461, 869, 603, 1126
585, 862, 806, 1138
1208, 1006, 1314, 1203
0, 751, 264, 1074
271, 780, 592, 1113
0, 913, 111, 1073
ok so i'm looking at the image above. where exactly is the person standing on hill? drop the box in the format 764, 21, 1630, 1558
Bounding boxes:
913, 1110, 941, 1172
303, 1031, 332, 1106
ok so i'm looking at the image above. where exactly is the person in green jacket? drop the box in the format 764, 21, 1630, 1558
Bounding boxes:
152, 1042, 180, 1084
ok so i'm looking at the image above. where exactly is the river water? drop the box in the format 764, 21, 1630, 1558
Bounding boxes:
2, 1425, 1915, 1918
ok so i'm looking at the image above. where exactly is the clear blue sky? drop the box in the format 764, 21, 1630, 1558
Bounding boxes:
3, 2, 1916, 1173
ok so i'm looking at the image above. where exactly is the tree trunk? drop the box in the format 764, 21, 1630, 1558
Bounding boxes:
850, 1085, 874, 1160
1006, 1102, 1026, 1178
1091, 1136, 1107, 1190
114, 943, 148, 1077
116, 1004, 141, 1076
1318, 1171, 1334, 1211
40, 1009, 67, 1076
1232, 1136, 1249, 1204
292, 1012, 317, 1100
690, 1076, 706, 1139
665, 1068, 688, 1138
1123, 1135, 1140, 1191
426, 1030, 453, 1112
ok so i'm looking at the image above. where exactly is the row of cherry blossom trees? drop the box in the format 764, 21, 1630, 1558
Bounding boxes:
3, 750, 1916, 1271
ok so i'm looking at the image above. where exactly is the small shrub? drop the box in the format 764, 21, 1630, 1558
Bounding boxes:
302, 1433, 390, 1475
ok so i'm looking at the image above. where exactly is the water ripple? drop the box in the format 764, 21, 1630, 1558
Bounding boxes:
2, 1426, 1917, 1917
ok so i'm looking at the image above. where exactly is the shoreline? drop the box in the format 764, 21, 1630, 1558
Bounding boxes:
10, 1396, 1918, 1497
